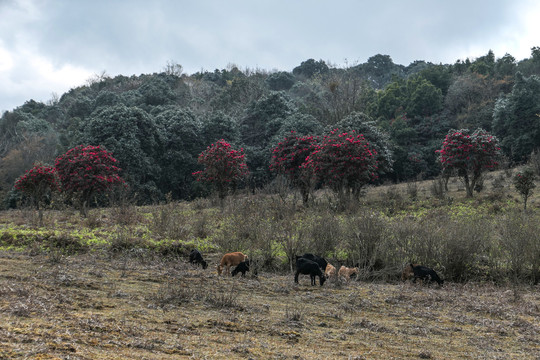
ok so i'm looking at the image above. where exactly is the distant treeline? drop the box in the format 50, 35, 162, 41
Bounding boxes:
1, 49, 539, 206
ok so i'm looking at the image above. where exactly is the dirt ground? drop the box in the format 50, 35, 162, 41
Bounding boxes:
1, 250, 539, 360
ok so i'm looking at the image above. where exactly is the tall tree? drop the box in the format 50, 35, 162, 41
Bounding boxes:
81, 104, 161, 202
266, 71, 295, 91
492, 73, 540, 163
241, 92, 296, 188
495, 53, 517, 79
155, 108, 205, 199
293, 59, 329, 79
406, 77, 443, 118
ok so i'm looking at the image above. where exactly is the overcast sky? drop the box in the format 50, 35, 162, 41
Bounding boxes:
1, 0, 539, 113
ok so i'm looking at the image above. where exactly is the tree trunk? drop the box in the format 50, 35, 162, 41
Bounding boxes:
81, 200, 88, 218
463, 173, 473, 197
443, 173, 450, 192
300, 186, 309, 205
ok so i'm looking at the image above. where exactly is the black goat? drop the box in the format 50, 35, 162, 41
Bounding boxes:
411, 264, 444, 286
295, 257, 326, 286
296, 253, 328, 272
189, 249, 208, 269
231, 261, 250, 277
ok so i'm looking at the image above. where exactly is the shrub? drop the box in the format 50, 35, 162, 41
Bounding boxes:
305, 209, 341, 258
496, 211, 540, 283
439, 216, 492, 282
341, 210, 387, 271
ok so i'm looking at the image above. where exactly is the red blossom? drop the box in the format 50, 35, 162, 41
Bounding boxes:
55, 145, 126, 195
192, 140, 249, 199
301, 129, 378, 192
14, 163, 58, 208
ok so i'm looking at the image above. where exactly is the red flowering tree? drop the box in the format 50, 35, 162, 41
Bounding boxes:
193, 140, 249, 201
55, 145, 125, 216
436, 128, 500, 197
270, 132, 319, 204
302, 129, 378, 201
14, 163, 58, 225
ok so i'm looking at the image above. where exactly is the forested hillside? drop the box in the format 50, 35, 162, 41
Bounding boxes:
1, 48, 540, 206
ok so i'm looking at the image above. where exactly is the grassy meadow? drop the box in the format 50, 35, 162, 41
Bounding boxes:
1, 171, 539, 359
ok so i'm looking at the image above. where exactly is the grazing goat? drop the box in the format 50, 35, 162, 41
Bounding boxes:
325, 263, 337, 279
189, 249, 208, 269
297, 253, 328, 272
411, 264, 444, 286
231, 261, 250, 277
217, 252, 248, 276
401, 263, 419, 282
295, 257, 326, 286
338, 265, 359, 283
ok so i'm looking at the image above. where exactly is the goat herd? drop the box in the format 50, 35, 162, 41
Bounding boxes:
189, 249, 444, 287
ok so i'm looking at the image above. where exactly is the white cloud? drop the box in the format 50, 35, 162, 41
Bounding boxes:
510, 0, 540, 60
0, 43, 14, 72
0, 42, 92, 113
1, 0, 539, 113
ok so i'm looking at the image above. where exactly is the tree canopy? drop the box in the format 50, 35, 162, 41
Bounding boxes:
1, 47, 539, 206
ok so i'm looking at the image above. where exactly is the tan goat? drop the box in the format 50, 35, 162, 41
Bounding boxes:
217, 252, 248, 276
338, 265, 359, 282
325, 263, 337, 279
401, 263, 419, 282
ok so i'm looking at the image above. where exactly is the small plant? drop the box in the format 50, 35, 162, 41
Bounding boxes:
513, 167, 536, 210
150, 281, 194, 308
149, 199, 190, 241
430, 177, 446, 199
109, 187, 140, 226
284, 305, 303, 322
205, 287, 244, 311
109, 227, 144, 253
406, 181, 418, 201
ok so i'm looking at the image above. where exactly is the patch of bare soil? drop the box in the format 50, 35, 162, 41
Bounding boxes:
1, 251, 539, 359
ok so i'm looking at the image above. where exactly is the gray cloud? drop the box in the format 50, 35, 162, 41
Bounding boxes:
1, 0, 538, 113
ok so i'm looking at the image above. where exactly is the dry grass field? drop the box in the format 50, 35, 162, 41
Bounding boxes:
1, 249, 539, 360
1, 170, 539, 359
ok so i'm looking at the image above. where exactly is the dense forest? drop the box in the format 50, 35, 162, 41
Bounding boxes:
1, 48, 540, 206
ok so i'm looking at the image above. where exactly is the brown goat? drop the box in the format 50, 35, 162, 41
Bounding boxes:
338, 265, 359, 282
401, 263, 419, 282
325, 263, 337, 279
217, 252, 248, 276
